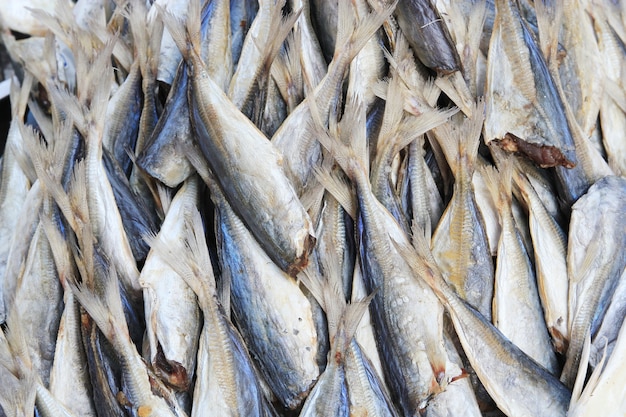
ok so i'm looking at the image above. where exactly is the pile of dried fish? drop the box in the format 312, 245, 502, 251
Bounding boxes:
0, 0, 625, 416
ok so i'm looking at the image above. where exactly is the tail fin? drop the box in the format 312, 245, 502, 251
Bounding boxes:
432, 99, 484, 178
311, 90, 369, 182
157, 0, 202, 63
145, 206, 217, 308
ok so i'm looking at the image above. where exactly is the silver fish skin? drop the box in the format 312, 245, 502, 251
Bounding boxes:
272, 0, 396, 196
317, 97, 452, 415
140, 177, 201, 392
512, 162, 569, 353
406, 136, 444, 240
43, 39, 143, 297
347, 0, 386, 108
102, 149, 159, 264
210, 177, 319, 410
298, 353, 349, 417
431, 109, 494, 320
297, 260, 374, 417
555, 1, 604, 141
485, 0, 590, 206
351, 259, 385, 384
161, 1, 315, 276
561, 175, 626, 388
148, 207, 271, 417
436, 0, 487, 98
48, 289, 96, 417
370, 73, 457, 232
396, 235, 572, 417
137, 61, 195, 188
482, 161, 558, 374
80, 309, 127, 417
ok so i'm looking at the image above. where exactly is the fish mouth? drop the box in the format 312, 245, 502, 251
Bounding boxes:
495, 133, 576, 169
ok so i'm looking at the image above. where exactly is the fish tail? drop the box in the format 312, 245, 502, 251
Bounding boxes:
144, 205, 216, 303
157, 0, 202, 63
69, 267, 130, 344
433, 99, 484, 178
262, 2, 300, 72
333, 0, 396, 65
481, 153, 513, 208
312, 87, 369, 187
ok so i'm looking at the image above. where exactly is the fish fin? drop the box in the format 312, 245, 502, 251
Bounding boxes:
312, 87, 369, 181
261, 4, 301, 74
393, 224, 448, 303
69, 263, 130, 343
432, 99, 484, 178
480, 163, 503, 209
480, 155, 513, 210
571, 237, 602, 285
313, 166, 357, 219
19, 122, 77, 229
145, 206, 216, 304
570, 330, 592, 404
46, 83, 87, 134
334, 0, 397, 64
157, 0, 202, 63
9, 73, 33, 120
156, 183, 173, 217
271, 29, 303, 110
534, 0, 563, 63
435, 72, 474, 117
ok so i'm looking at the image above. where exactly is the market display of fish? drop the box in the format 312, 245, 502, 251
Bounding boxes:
0, 0, 624, 416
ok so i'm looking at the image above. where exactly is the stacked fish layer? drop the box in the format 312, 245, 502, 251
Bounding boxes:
0, 0, 625, 416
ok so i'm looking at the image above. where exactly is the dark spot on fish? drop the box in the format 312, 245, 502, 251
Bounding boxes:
497, 133, 576, 168
286, 233, 316, 277
449, 368, 470, 383
116, 391, 132, 408
550, 325, 568, 355
293, 329, 299, 335
154, 344, 190, 391
334, 350, 342, 365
